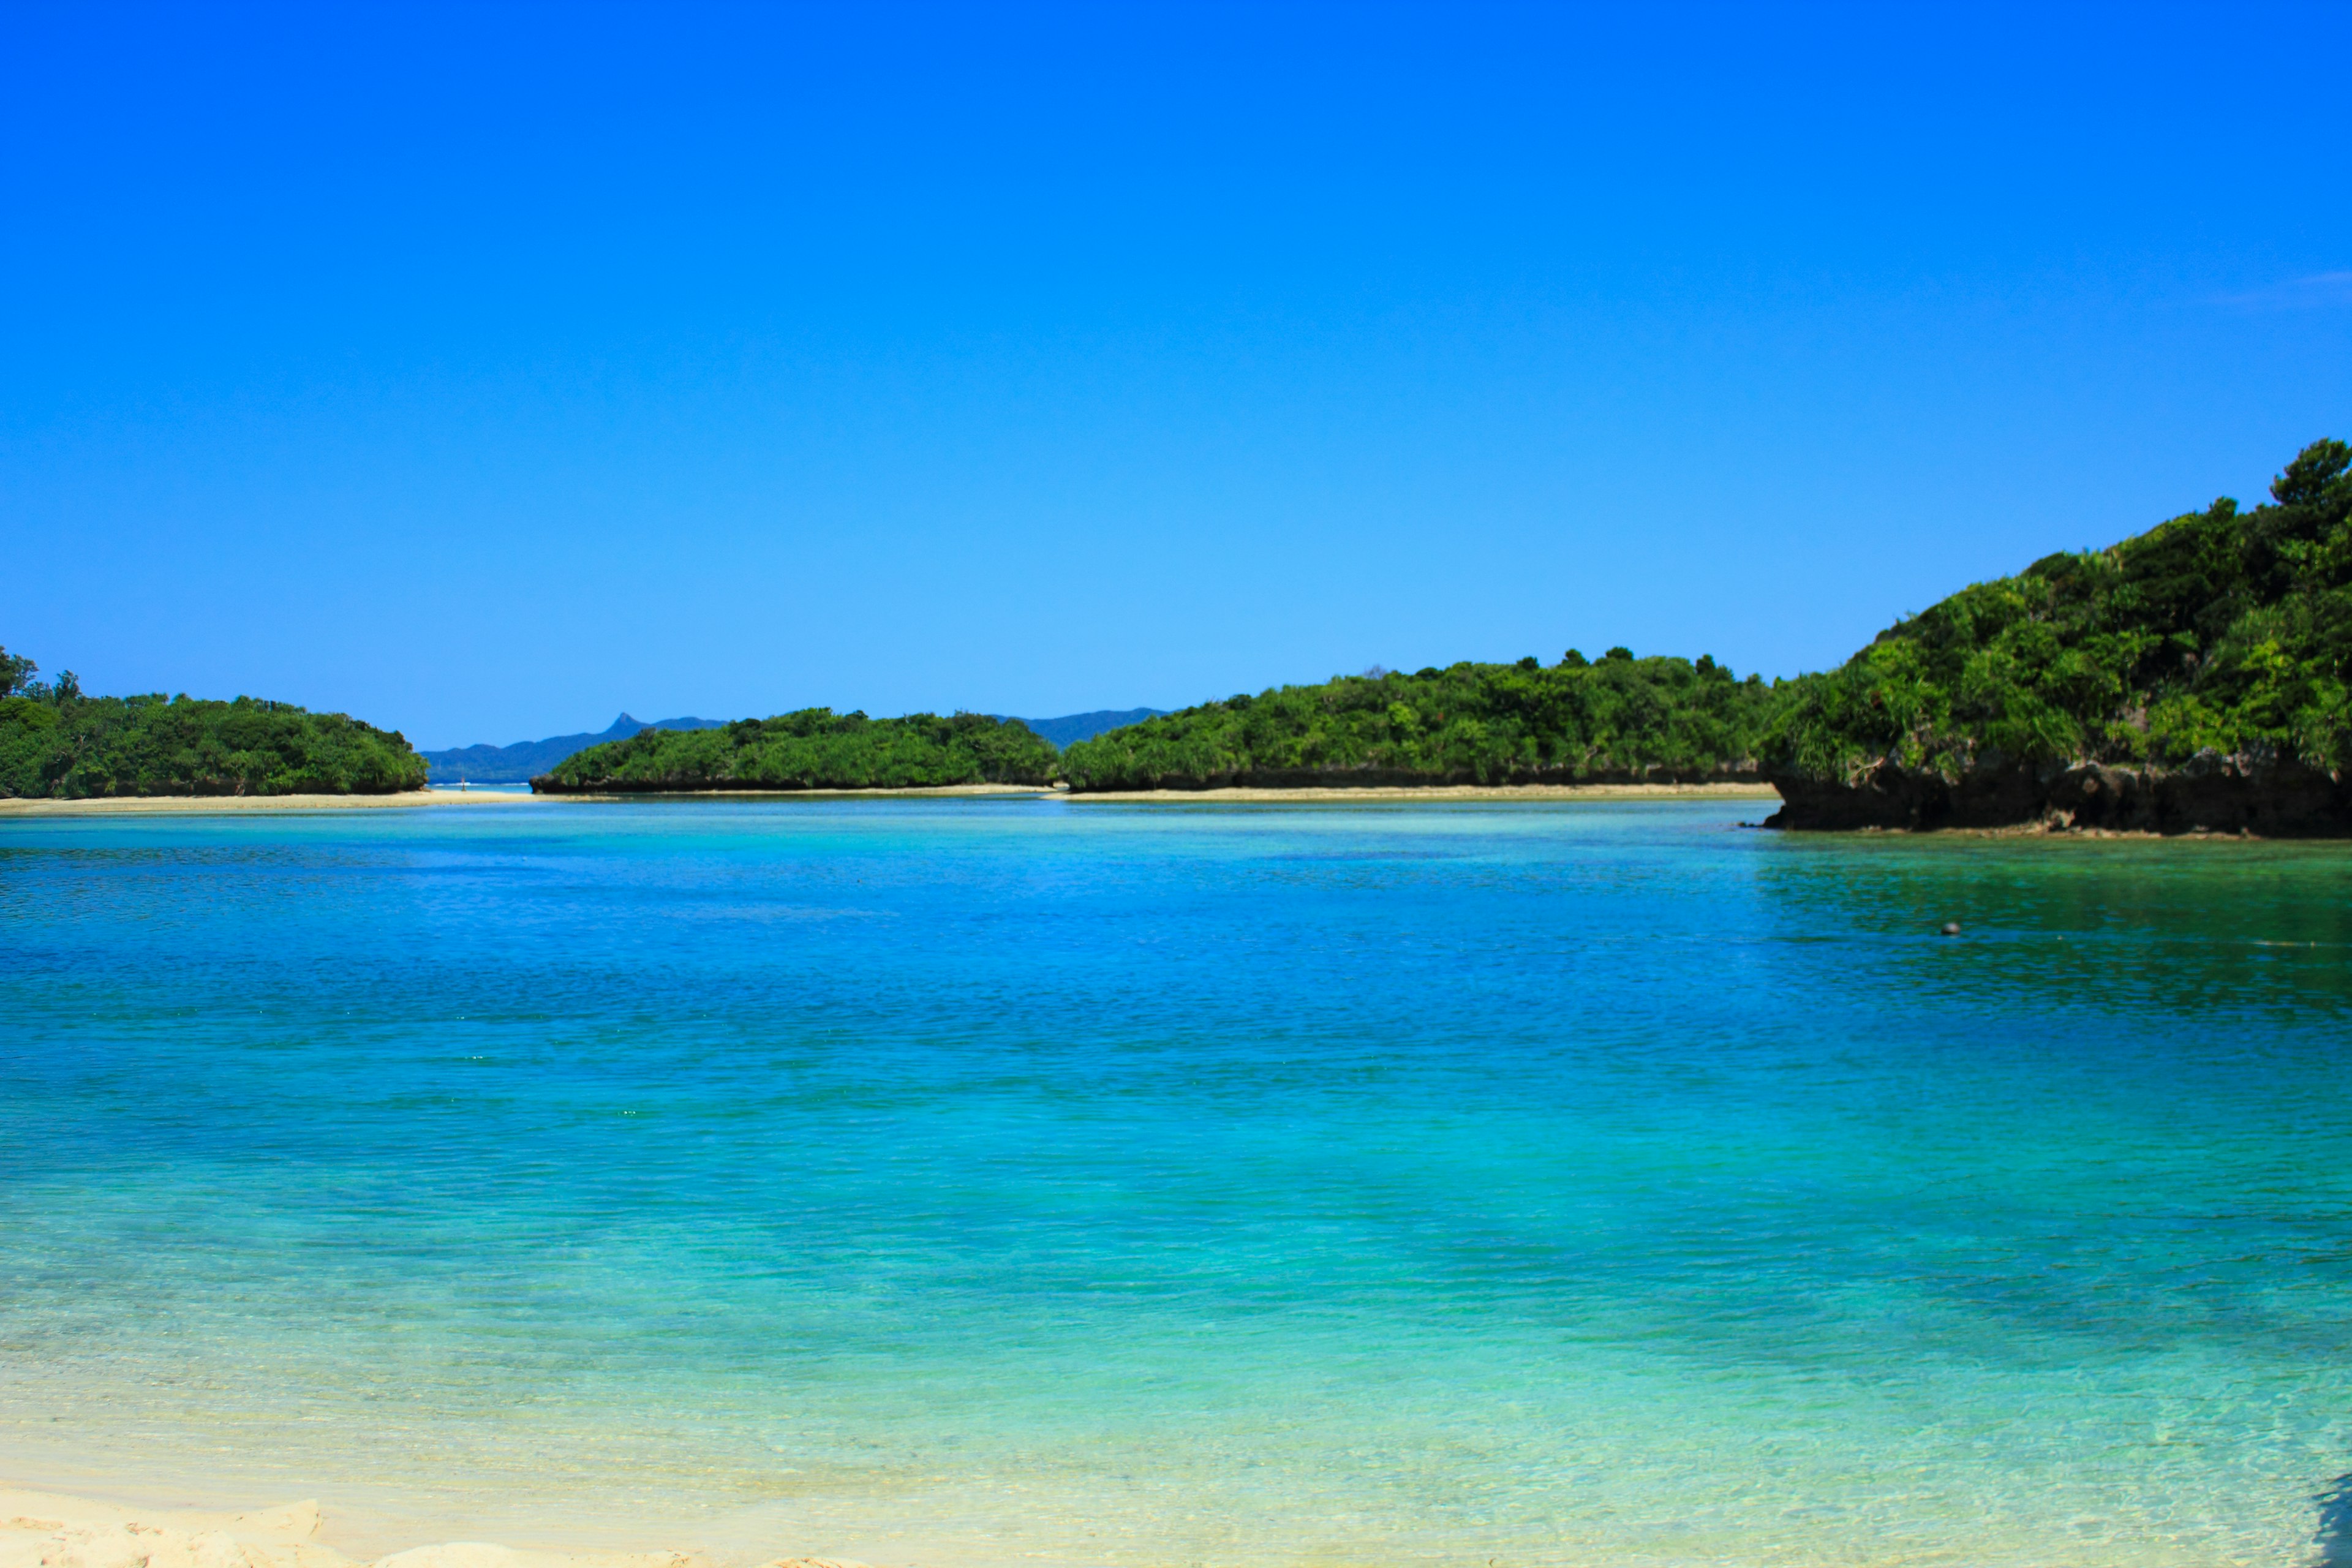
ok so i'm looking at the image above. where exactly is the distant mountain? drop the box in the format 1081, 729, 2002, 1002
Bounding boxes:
421, 713, 726, 783
1005, 709, 1168, 748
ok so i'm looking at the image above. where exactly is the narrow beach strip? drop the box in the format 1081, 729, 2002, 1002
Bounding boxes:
0, 790, 539, 818
1062, 782, 1783, 802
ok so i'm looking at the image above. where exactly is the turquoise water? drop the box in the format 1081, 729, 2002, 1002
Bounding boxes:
3, 799, 2350, 1566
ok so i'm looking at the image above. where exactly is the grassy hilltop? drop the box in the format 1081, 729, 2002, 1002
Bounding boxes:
1058, 652, 1776, 791
0, 650, 428, 798
1762, 437, 2352, 830
536, 708, 1057, 792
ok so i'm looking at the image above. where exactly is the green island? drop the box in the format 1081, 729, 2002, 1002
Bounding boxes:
1046, 436, 2349, 833
13, 437, 2346, 833
1760, 436, 2351, 832
535, 708, 1058, 792
0, 650, 429, 798
1057, 652, 1776, 790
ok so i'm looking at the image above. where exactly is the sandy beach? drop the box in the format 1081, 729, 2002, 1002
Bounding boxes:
535, 784, 1055, 801
535, 782, 1784, 803
0, 790, 538, 818
0, 783, 1784, 816
1061, 781, 1782, 802
0, 1485, 856, 1568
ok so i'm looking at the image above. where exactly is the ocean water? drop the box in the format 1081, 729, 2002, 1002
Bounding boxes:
2, 798, 2350, 1567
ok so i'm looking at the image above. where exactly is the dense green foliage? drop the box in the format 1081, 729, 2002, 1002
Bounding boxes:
0, 647, 428, 797
0, 647, 37, 699
18, 439, 2337, 807
1058, 653, 1776, 790
539, 709, 1058, 791
1765, 438, 2352, 780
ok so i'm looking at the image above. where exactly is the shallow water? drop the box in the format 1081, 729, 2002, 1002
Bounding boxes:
2, 799, 2349, 1566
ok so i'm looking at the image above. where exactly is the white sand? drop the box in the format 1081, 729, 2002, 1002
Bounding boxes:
539, 785, 1053, 800
0, 791, 539, 818
0, 1487, 864, 1568
1061, 782, 1782, 802
0, 782, 1783, 815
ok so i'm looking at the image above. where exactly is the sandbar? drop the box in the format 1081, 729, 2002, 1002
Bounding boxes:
1061, 782, 1782, 802
2, 783, 1787, 815
0, 790, 538, 818
540, 784, 1052, 800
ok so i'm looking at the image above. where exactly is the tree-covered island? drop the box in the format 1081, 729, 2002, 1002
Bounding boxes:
0, 649, 429, 797
1051, 437, 2348, 832
1057, 652, 1776, 790
15, 437, 2341, 832
1760, 437, 2352, 832
534, 708, 1058, 792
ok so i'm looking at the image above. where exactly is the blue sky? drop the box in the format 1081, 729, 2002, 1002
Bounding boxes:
4, 2, 2348, 748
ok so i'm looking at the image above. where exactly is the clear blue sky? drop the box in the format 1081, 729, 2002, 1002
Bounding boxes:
4, 2, 2347, 749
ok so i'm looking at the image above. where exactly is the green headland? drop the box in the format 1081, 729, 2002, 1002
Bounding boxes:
1760, 435, 2351, 831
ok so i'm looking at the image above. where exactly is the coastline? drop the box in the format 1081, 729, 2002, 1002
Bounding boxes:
0, 1483, 839, 1568
533, 783, 1054, 799
1062, 781, 1782, 802
1804, 819, 2299, 840
0, 790, 538, 818
0, 782, 1785, 815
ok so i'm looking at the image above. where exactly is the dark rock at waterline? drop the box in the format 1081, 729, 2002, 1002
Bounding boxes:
1762, 751, 2352, 836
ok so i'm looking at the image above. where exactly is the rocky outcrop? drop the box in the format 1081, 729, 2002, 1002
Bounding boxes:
1763, 750, 2352, 835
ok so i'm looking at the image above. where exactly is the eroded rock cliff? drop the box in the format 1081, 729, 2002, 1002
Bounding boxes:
1763, 750, 2351, 834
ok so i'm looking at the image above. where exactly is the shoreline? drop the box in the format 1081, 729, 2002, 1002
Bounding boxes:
1801, 819, 2315, 841
0, 1482, 823, 1568
536, 783, 1053, 800
1061, 781, 1783, 802
0, 789, 538, 818
1, 782, 1789, 814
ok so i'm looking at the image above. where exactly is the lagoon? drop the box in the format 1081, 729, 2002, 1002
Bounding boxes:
2, 799, 2348, 1566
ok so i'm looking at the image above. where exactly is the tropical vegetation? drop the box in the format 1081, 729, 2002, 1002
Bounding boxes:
13, 436, 2341, 815
1763, 437, 2352, 783
0, 647, 429, 797
538, 708, 1058, 791
1057, 651, 1776, 790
